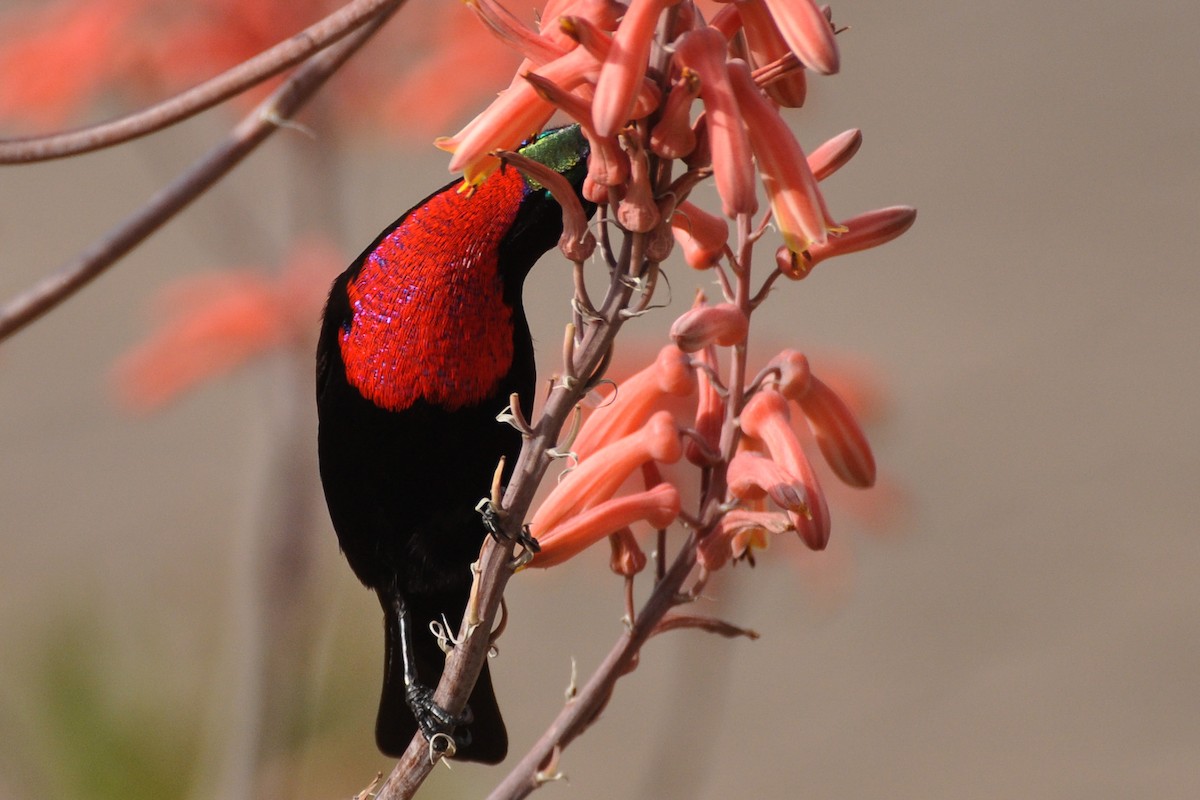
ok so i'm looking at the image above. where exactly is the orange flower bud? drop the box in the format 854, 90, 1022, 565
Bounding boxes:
617, 140, 661, 232
670, 303, 748, 352
532, 483, 681, 568
439, 45, 600, 183
468, 0, 567, 65
807, 128, 862, 181
523, 71, 630, 187
670, 200, 730, 270
649, 69, 700, 159
795, 376, 876, 488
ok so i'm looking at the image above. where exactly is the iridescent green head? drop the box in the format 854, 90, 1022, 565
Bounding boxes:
517, 124, 590, 192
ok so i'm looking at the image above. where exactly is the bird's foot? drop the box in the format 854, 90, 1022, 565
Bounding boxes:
479, 501, 541, 553
406, 682, 473, 757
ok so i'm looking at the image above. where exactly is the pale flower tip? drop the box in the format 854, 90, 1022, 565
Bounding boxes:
797, 376, 876, 488
669, 303, 749, 352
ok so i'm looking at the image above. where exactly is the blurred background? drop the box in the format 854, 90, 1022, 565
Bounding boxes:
1, 0, 1197, 798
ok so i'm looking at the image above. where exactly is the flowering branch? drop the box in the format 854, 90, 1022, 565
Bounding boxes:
367, 2, 915, 797
0, 0, 396, 164
0, 0, 405, 342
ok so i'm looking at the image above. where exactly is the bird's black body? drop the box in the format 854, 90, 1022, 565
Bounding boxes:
316, 126, 590, 762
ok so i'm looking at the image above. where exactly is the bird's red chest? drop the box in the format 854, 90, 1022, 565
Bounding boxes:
339, 172, 528, 412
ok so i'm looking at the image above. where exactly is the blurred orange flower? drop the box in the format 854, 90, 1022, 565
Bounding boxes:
111, 237, 342, 411
0, 0, 540, 137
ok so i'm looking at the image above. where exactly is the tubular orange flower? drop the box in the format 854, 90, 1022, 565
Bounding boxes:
697, 510, 792, 571
557, 13, 613, 59
669, 303, 749, 351
740, 389, 831, 550
531, 483, 682, 568
573, 345, 696, 460
798, 206, 918, 271
759, 0, 840, 75
544, 0, 625, 43
523, 71, 629, 187
532, 410, 683, 534
591, 0, 677, 137
617, 137, 661, 232
674, 28, 758, 218
808, 128, 862, 181
439, 45, 598, 183
467, 0, 566, 64
737, 0, 807, 107
794, 376, 876, 488
707, 2, 741, 39
670, 200, 730, 270
727, 58, 836, 252
113, 236, 341, 411
649, 69, 700, 159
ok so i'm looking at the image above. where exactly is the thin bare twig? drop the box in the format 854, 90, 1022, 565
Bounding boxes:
0, 1, 404, 342
0, 0, 396, 164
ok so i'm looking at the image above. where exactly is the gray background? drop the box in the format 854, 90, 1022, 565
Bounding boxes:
1, 1, 1197, 798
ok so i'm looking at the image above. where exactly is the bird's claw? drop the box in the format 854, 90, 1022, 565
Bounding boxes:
480, 503, 540, 553
406, 682, 473, 755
